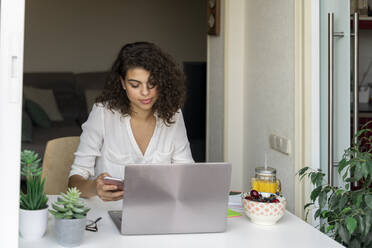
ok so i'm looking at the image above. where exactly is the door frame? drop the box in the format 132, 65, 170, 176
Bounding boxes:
0, 0, 25, 245
310, 1, 321, 176
293, 0, 319, 221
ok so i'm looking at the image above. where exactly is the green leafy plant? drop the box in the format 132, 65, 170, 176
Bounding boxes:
20, 150, 48, 210
49, 187, 90, 219
298, 125, 372, 248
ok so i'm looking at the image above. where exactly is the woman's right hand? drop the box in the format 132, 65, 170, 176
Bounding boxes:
95, 173, 124, 201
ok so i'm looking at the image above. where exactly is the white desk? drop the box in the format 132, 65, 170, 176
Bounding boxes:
19, 195, 344, 248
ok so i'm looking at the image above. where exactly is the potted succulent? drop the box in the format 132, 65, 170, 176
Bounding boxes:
19, 150, 49, 239
298, 125, 372, 248
49, 187, 90, 247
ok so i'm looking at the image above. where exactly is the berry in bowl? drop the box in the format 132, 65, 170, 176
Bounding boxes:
242, 190, 286, 225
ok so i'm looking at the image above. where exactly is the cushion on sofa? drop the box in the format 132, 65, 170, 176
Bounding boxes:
22, 72, 92, 159
23, 86, 63, 121
22, 111, 33, 142
25, 99, 52, 128
23, 72, 79, 121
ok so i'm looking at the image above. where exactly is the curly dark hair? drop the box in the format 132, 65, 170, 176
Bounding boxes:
96, 41, 186, 125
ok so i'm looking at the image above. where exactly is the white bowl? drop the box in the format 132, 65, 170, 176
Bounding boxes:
242, 193, 286, 225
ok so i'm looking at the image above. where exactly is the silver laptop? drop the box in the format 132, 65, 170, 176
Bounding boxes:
108, 162, 231, 235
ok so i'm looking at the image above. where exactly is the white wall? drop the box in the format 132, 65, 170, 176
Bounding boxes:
220, 0, 295, 212
243, 0, 295, 212
24, 0, 206, 73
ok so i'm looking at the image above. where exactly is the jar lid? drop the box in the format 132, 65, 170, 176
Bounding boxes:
255, 166, 276, 176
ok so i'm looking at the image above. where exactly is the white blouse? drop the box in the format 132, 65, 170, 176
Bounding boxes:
69, 103, 194, 180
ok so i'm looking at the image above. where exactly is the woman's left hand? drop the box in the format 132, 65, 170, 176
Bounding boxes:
95, 173, 124, 201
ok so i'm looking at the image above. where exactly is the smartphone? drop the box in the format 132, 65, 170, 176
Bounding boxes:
103, 176, 124, 191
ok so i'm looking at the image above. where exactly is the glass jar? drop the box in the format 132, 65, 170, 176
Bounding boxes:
251, 167, 281, 194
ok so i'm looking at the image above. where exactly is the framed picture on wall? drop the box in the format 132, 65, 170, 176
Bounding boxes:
207, 0, 220, 35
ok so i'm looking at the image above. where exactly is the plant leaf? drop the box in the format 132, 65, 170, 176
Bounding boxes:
73, 202, 85, 209
304, 202, 313, 210
73, 213, 86, 219
349, 239, 361, 248
320, 224, 325, 233
304, 209, 309, 221
329, 194, 340, 209
82, 208, 90, 215
310, 172, 323, 187
355, 194, 363, 208
52, 203, 69, 213
346, 177, 358, 182
365, 195, 372, 209
342, 170, 349, 181
314, 209, 321, 220
361, 161, 369, 178
311, 173, 317, 185
50, 210, 65, 219
338, 159, 349, 174
310, 186, 322, 202
326, 224, 335, 233
338, 195, 348, 211
323, 185, 332, 193
363, 233, 372, 248
338, 224, 350, 245
300, 173, 307, 180
71, 206, 86, 214
365, 211, 372, 236
356, 216, 365, 235
340, 207, 352, 215
318, 191, 327, 209
354, 162, 363, 181
297, 167, 310, 176
336, 189, 344, 195
345, 216, 357, 235
351, 193, 363, 208
367, 160, 372, 175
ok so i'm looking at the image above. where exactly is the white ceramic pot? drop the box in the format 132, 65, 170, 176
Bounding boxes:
19, 207, 49, 239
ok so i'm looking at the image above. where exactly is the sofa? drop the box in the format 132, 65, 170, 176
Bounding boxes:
22, 64, 206, 162
22, 71, 107, 158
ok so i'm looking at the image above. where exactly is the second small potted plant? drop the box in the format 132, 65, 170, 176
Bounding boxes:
49, 187, 90, 247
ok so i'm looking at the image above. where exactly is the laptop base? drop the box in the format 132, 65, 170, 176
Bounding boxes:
108, 210, 122, 232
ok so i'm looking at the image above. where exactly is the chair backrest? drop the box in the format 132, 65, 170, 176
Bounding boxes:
41, 136, 80, 194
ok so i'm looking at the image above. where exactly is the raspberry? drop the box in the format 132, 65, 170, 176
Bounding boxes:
250, 190, 259, 199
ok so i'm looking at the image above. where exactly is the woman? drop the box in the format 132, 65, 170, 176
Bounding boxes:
68, 42, 194, 201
